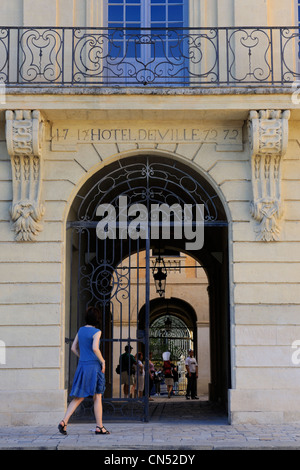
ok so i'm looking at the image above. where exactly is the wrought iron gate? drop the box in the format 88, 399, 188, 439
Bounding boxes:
66, 232, 150, 420
149, 314, 193, 396
66, 155, 227, 421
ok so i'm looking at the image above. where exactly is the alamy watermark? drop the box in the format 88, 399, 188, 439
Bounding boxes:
0, 83, 6, 104
0, 340, 6, 365
291, 340, 300, 365
96, 196, 205, 250
291, 81, 300, 105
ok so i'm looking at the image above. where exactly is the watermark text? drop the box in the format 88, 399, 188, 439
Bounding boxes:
0, 340, 6, 365
96, 196, 205, 250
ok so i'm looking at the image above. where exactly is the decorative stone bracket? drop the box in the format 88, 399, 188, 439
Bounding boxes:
6, 110, 45, 241
248, 109, 290, 241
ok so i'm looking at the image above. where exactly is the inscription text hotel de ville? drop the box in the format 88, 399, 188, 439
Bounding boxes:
1, 0, 300, 425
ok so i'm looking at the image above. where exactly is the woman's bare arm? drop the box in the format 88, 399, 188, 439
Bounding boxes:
92, 330, 106, 373
71, 333, 80, 358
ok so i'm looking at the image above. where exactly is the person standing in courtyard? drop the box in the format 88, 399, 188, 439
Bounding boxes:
135, 352, 145, 398
154, 367, 162, 396
119, 344, 137, 398
163, 351, 175, 398
58, 306, 110, 435
172, 365, 179, 396
185, 349, 199, 400
148, 351, 155, 400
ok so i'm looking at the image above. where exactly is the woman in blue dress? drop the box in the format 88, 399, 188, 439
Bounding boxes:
58, 306, 110, 435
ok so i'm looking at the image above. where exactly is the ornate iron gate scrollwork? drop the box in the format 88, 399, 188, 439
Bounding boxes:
149, 314, 193, 396
66, 155, 227, 421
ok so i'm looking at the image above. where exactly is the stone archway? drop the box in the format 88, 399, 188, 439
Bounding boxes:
65, 153, 230, 421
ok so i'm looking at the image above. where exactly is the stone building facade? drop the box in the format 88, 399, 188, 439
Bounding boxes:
0, 0, 300, 425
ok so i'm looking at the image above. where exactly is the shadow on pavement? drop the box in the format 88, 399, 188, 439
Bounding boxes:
70, 394, 228, 424
149, 395, 228, 424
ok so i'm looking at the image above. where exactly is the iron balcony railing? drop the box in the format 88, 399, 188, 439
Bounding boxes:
0, 26, 299, 88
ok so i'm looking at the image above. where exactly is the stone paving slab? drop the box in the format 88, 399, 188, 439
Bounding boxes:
1, 397, 300, 451
1, 421, 300, 451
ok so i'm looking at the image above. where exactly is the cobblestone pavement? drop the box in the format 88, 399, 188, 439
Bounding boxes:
1, 396, 300, 451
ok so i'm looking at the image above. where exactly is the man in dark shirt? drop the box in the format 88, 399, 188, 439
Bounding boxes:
119, 345, 137, 398
185, 349, 199, 400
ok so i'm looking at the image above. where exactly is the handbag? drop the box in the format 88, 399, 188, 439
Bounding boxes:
116, 364, 120, 374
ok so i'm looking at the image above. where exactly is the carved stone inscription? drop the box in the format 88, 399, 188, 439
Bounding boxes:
51, 121, 243, 152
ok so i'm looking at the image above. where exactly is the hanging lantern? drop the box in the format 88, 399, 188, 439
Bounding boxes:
152, 256, 167, 297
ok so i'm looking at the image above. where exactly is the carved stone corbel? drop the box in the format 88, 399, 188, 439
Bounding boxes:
6, 110, 45, 241
248, 109, 290, 241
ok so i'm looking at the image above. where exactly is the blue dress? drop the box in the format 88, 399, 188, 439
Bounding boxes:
70, 326, 105, 397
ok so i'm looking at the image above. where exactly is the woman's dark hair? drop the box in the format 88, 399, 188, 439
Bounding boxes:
85, 306, 100, 327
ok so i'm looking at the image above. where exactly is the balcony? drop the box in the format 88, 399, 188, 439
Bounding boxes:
0, 26, 299, 89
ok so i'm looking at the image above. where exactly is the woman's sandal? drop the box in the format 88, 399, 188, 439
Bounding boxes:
58, 420, 67, 435
95, 425, 110, 435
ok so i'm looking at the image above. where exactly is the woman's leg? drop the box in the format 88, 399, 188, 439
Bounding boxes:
93, 393, 103, 427
59, 397, 84, 430
94, 394, 110, 433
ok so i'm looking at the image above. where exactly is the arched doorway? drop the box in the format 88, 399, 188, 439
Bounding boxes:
149, 298, 196, 397
65, 154, 230, 421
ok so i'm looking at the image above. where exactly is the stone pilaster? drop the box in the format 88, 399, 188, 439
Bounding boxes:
248, 109, 290, 241
6, 110, 45, 241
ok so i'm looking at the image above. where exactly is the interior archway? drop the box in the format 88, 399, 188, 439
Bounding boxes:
65, 153, 230, 421
145, 295, 202, 397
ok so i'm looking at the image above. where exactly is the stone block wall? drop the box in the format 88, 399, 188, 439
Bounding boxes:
0, 93, 299, 424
